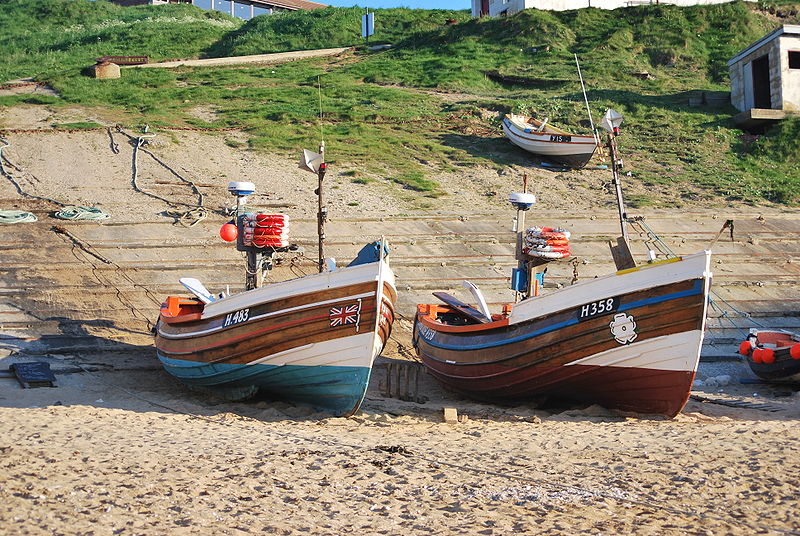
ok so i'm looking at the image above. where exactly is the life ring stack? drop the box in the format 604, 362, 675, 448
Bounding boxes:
524, 226, 570, 260
242, 213, 289, 248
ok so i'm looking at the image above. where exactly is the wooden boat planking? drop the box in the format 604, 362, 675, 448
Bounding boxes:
158, 280, 395, 363
414, 249, 712, 417
156, 260, 396, 416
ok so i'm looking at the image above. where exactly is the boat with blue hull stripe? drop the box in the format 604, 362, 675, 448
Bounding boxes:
422, 279, 704, 352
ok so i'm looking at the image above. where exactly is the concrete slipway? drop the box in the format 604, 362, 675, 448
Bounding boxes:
1, 139, 799, 412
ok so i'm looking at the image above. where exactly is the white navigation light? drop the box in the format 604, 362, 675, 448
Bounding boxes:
228, 181, 256, 196
299, 149, 324, 174
600, 109, 624, 133
509, 192, 536, 211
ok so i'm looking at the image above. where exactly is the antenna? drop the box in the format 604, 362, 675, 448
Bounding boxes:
318, 75, 324, 144
574, 54, 598, 145
297, 77, 328, 273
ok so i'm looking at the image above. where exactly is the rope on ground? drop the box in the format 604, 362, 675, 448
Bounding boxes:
0, 209, 37, 224
54, 206, 111, 221
0, 135, 69, 207
163, 206, 208, 227
51, 225, 162, 329
107, 127, 120, 155
116, 126, 209, 226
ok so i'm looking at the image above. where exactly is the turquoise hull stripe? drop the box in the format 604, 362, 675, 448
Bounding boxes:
425, 279, 704, 351
157, 355, 372, 416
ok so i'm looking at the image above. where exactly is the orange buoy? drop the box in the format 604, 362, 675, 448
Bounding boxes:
220, 222, 238, 242
752, 348, 764, 364
760, 348, 776, 365
738, 340, 752, 356
790, 344, 800, 360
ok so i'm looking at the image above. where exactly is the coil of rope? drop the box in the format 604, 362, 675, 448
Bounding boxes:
0, 209, 37, 224
54, 206, 111, 221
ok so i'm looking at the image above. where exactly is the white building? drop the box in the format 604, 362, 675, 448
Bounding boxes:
728, 25, 800, 112
472, 0, 751, 16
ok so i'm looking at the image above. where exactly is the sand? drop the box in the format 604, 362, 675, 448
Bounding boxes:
2, 105, 800, 536
2, 372, 800, 536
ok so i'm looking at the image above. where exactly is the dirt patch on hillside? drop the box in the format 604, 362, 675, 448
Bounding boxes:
0, 104, 751, 218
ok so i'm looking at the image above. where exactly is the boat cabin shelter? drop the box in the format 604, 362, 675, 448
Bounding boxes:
727, 25, 800, 131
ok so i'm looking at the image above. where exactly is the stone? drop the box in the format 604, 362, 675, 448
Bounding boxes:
93, 61, 120, 79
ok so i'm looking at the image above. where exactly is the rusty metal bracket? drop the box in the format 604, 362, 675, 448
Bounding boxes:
708, 219, 734, 250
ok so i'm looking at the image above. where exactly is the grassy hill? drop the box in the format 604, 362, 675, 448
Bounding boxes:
0, 0, 798, 205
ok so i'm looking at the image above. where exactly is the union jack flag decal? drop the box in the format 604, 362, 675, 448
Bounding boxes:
329, 301, 362, 329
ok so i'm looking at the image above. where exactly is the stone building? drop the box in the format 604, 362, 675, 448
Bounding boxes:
727, 25, 800, 129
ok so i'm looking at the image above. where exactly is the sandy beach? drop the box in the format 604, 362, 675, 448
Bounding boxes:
2, 106, 800, 535
2, 368, 800, 535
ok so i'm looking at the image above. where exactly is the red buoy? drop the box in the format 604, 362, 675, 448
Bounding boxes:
738, 340, 752, 356
761, 348, 776, 365
220, 222, 238, 242
752, 348, 764, 364
790, 344, 800, 360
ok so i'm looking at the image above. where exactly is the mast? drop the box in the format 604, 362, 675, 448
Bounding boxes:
316, 141, 327, 273
299, 78, 329, 273
598, 108, 635, 269
574, 54, 598, 145
607, 129, 629, 242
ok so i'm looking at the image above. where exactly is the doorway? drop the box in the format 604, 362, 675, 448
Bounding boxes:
751, 54, 772, 109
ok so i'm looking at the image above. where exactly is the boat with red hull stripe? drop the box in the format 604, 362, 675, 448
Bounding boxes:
415, 252, 711, 418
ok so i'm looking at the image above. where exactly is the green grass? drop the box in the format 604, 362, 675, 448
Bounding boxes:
0, 0, 798, 205
51, 121, 104, 130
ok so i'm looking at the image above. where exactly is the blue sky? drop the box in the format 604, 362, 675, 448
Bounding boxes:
324, 1, 470, 9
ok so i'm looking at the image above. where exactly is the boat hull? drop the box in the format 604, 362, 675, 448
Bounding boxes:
155, 260, 396, 416
743, 330, 800, 383
414, 252, 712, 417
502, 115, 598, 168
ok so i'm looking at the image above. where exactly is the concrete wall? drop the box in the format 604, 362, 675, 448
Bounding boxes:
779, 35, 800, 111
473, 0, 750, 15
729, 34, 800, 112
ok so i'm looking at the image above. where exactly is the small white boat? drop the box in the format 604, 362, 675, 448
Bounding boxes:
502, 114, 599, 168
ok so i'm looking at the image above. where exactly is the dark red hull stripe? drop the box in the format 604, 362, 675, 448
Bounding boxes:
423, 361, 695, 417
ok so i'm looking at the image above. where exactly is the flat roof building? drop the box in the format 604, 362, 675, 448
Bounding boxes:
727, 25, 800, 129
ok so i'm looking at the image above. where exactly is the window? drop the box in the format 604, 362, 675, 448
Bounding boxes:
789, 51, 800, 69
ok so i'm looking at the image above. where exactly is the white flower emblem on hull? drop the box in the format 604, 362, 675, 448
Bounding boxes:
609, 312, 638, 345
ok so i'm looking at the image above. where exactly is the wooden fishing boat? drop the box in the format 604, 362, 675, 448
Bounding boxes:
414, 252, 711, 417
154, 143, 396, 416
739, 329, 800, 383
415, 109, 712, 418
502, 114, 599, 168
155, 252, 396, 416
